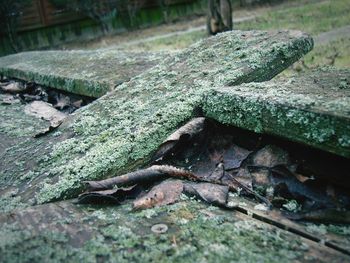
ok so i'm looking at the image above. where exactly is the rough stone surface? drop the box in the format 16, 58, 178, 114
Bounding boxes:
0, 30, 312, 210
203, 67, 350, 157
2, 30, 350, 263
0, 94, 53, 213
0, 200, 348, 263
0, 50, 164, 98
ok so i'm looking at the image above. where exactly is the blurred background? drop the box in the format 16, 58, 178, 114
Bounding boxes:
0, 0, 349, 73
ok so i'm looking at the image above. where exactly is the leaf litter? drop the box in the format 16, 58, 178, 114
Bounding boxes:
79, 118, 350, 224
1, 78, 94, 137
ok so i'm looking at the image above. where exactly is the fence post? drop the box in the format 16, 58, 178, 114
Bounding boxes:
37, 0, 49, 26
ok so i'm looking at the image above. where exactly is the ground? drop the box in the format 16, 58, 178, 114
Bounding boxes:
0, 0, 350, 262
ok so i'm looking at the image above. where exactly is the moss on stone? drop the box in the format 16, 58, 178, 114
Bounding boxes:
0, 30, 313, 210
2, 200, 343, 263
203, 68, 350, 157
0, 50, 164, 98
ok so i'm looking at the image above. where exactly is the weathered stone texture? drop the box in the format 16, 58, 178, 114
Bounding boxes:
0, 50, 164, 98
2, 29, 350, 263
0, 30, 313, 209
0, 200, 348, 263
203, 68, 350, 157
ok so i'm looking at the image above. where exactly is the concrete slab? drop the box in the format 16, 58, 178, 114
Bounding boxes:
0, 200, 348, 263
0, 30, 313, 209
203, 68, 350, 158
0, 50, 164, 98
2, 30, 350, 263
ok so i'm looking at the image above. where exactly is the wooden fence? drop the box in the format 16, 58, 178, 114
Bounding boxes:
17, 0, 196, 32
0, 0, 206, 56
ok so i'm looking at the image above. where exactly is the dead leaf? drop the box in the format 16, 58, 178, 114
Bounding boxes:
19, 94, 42, 103
1, 95, 20, 105
152, 117, 206, 162
208, 162, 225, 181
34, 121, 63, 138
250, 168, 270, 187
223, 145, 251, 170
72, 99, 83, 108
294, 173, 311, 183
0, 82, 25, 93
133, 180, 183, 210
77, 185, 138, 204
228, 168, 253, 189
252, 145, 290, 168
24, 101, 67, 127
54, 94, 71, 111
183, 182, 229, 207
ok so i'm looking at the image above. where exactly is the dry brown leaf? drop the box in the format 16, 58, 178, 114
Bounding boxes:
1, 95, 20, 105
0, 82, 25, 93
294, 173, 311, 183
152, 117, 206, 162
184, 182, 229, 207
133, 180, 183, 210
72, 99, 83, 108
208, 162, 225, 181
252, 145, 290, 168
77, 185, 138, 204
54, 94, 71, 110
230, 168, 253, 189
24, 101, 67, 127
223, 145, 252, 170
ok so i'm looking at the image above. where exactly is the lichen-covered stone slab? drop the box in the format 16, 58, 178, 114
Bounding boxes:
0, 200, 348, 263
0, 50, 164, 98
203, 68, 350, 158
0, 93, 70, 212
0, 30, 312, 210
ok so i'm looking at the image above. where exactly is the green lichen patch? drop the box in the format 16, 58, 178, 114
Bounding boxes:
0, 200, 347, 263
0, 50, 164, 98
203, 67, 350, 157
0, 93, 55, 193
0, 30, 312, 210
303, 223, 350, 252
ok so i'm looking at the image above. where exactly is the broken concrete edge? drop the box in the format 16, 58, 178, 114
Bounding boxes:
0, 66, 110, 98
203, 68, 350, 158
204, 89, 350, 158
0, 30, 314, 209
0, 50, 165, 98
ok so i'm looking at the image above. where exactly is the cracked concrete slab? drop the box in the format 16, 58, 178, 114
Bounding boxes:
0, 50, 164, 98
0, 30, 313, 209
203, 68, 350, 158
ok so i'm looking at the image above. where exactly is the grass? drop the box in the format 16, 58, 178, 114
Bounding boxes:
133, 0, 350, 49
131, 30, 207, 51
304, 37, 350, 68
131, 0, 350, 71
236, 0, 350, 35
279, 36, 350, 77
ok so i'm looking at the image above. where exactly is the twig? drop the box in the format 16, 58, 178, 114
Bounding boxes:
224, 172, 272, 208
84, 165, 196, 191
84, 165, 272, 208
